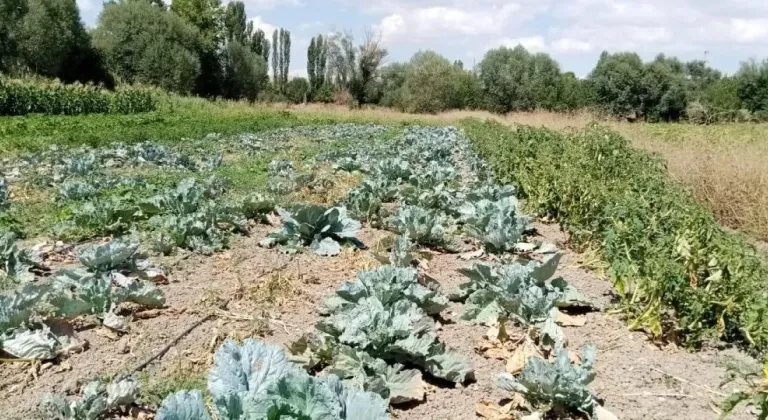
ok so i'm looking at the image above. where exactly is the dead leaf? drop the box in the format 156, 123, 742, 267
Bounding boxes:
266, 213, 281, 226
487, 322, 510, 343
134, 309, 164, 320
476, 400, 515, 420
506, 340, 544, 374
556, 311, 587, 327
595, 405, 619, 420
95, 328, 120, 341
460, 249, 485, 260
521, 413, 543, 420
485, 346, 513, 360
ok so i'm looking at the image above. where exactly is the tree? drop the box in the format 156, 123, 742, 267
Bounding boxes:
171, 0, 224, 96
398, 51, 464, 113
93, 0, 201, 93
223, 1, 247, 43
284, 77, 309, 103
0, 0, 27, 72
272, 29, 279, 88
280, 28, 290, 89
588, 51, 647, 117
16, 0, 83, 77
222, 40, 267, 101
350, 30, 386, 104
326, 31, 355, 89
307, 34, 328, 96
735, 59, 768, 113
247, 27, 269, 65
478, 45, 562, 112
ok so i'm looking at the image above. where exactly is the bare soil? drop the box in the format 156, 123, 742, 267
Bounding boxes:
0, 223, 758, 420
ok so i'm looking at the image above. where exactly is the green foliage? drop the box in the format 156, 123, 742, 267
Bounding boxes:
259, 204, 361, 256
156, 339, 389, 419
307, 34, 328, 95
93, 0, 202, 94
464, 120, 768, 351
42, 376, 139, 420
221, 41, 268, 101
478, 45, 562, 112
387, 205, 459, 252
0, 76, 156, 116
397, 50, 475, 113
497, 345, 598, 417
284, 77, 309, 104
736, 59, 768, 113
0, 237, 165, 359
223, 1, 246, 43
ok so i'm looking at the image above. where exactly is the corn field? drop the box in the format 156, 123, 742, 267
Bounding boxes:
0, 77, 156, 116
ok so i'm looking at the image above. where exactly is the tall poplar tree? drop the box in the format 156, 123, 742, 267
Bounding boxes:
307, 37, 316, 91
280, 28, 291, 88
272, 29, 279, 88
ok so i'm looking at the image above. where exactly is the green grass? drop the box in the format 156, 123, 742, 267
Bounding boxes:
0, 99, 424, 155
137, 368, 207, 408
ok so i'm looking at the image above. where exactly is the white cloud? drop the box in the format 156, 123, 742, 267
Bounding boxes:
551, 38, 593, 53
236, 0, 303, 10
373, 2, 537, 43
498, 36, 547, 52
249, 16, 278, 35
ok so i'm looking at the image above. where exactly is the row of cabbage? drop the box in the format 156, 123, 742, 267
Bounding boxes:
144, 125, 609, 419
11, 124, 605, 418
1, 235, 165, 360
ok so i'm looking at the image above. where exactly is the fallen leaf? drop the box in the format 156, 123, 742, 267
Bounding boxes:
556, 311, 587, 327
95, 328, 120, 341
134, 309, 164, 320
521, 413, 543, 420
506, 340, 544, 374
266, 213, 281, 226
595, 405, 619, 420
476, 401, 515, 420
487, 322, 510, 343
460, 249, 485, 260
484, 347, 513, 360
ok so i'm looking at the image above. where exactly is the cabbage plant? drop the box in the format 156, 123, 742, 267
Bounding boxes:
0, 176, 9, 210
41, 376, 138, 420
156, 339, 389, 420
497, 345, 598, 418
260, 205, 362, 256
321, 264, 449, 316
459, 197, 531, 254
387, 205, 460, 252
455, 250, 590, 325
0, 238, 165, 360
316, 297, 473, 384
1, 232, 46, 283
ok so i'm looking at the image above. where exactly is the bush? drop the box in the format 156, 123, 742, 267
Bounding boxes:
92, 0, 201, 94
464, 120, 768, 352
221, 41, 268, 101
478, 45, 562, 113
284, 77, 309, 104
0, 77, 156, 116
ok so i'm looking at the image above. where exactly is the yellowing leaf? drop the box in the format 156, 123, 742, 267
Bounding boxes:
506, 340, 543, 374
476, 400, 515, 420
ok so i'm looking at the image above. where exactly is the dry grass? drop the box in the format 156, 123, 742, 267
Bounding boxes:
282, 104, 768, 242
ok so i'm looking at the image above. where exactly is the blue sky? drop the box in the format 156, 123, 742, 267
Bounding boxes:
78, 0, 768, 78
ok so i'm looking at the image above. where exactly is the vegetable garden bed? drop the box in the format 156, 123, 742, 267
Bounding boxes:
0, 123, 763, 419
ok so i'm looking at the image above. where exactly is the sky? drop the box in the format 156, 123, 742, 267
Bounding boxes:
77, 0, 768, 78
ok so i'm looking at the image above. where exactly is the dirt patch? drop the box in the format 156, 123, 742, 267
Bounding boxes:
0, 224, 759, 420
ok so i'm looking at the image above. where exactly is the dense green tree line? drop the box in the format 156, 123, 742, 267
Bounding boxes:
2, 0, 768, 121
0, 0, 288, 101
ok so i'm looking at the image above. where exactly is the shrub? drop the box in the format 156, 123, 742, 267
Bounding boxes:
92, 0, 201, 94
